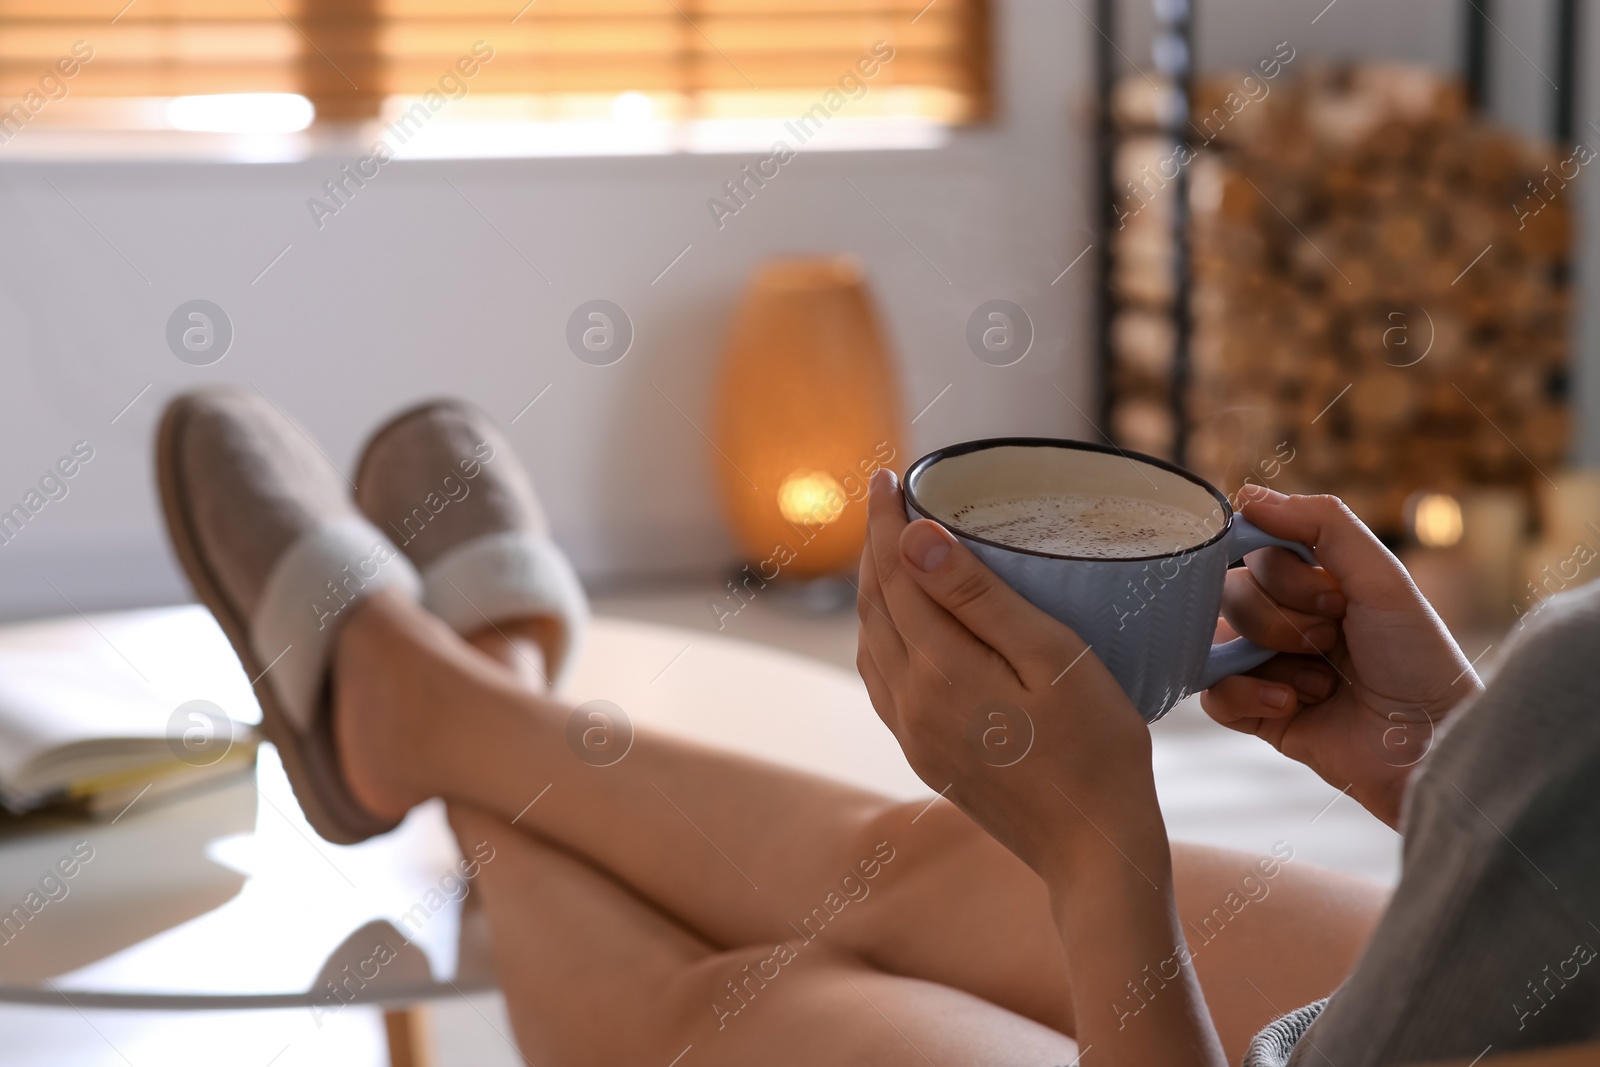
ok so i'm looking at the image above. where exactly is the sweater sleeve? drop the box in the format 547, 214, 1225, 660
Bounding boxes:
1243, 1000, 1328, 1067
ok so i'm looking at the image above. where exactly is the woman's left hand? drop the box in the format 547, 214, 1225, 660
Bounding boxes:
856, 469, 1166, 882
860, 470, 1230, 1067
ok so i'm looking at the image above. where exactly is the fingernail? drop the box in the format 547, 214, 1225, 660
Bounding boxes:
871, 468, 898, 495
1259, 683, 1292, 709
903, 521, 954, 572
1295, 669, 1335, 700
1314, 591, 1346, 615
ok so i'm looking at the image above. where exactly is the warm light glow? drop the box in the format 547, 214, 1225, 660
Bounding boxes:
166, 94, 314, 133
1413, 492, 1464, 548
778, 470, 846, 526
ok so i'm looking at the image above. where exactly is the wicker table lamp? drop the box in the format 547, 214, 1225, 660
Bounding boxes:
710, 256, 903, 588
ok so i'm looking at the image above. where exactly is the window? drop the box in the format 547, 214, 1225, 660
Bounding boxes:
0, 0, 991, 156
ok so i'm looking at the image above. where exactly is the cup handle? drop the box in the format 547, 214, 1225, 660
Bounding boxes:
1196, 516, 1318, 692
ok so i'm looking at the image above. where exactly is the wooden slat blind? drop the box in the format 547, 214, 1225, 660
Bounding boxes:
0, 0, 990, 126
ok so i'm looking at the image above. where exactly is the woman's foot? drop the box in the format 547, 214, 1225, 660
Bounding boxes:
463, 617, 558, 690
330, 590, 564, 823
330, 590, 443, 824
353, 399, 589, 687
157, 387, 421, 843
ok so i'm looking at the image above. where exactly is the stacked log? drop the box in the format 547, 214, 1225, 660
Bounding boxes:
1107, 64, 1571, 535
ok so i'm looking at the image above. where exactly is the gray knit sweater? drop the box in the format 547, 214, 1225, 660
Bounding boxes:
1243, 582, 1600, 1066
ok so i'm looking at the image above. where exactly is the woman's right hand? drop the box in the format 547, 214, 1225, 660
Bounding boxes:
1199, 487, 1482, 829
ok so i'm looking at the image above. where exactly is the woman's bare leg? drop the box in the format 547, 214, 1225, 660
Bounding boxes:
445, 801, 1081, 1067
336, 590, 1387, 1059
335, 590, 925, 950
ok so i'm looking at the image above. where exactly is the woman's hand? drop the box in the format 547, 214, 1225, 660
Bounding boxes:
855, 469, 1163, 883
858, 469, 1228, 1067
1201, 487, 1483, 828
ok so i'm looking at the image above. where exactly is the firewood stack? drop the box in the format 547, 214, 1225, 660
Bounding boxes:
1107, 64, 1571, 536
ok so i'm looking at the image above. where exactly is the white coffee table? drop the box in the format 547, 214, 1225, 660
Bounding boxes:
0, 606, 929, 1066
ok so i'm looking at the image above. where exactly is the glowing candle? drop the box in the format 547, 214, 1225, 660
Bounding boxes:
1409, 492, 1464, 548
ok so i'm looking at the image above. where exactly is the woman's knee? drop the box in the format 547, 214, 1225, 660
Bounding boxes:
856, 796, 979, 862
826, 797, 1001, 930
651, 941, 868, 1051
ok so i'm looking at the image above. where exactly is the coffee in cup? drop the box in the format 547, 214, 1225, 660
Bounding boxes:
946, 493, 1213, 559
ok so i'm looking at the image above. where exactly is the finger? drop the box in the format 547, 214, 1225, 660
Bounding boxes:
867, 471, 978, 668
1220, 568, 1340, 653
1199, 655, 1338, 729
1201, 677, 1296, 752
1235, 487, 1417, 608
1198, 681, 1298, 752
1198, 683, 1269, 735
897, 515, 1084, 684
1246, 653, 1341, 704
1244, 544, 1346, 617
1200, 673, 1303, 738
856, 523, 907, 677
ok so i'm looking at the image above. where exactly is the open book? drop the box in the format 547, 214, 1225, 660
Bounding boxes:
0, 650, 257, 816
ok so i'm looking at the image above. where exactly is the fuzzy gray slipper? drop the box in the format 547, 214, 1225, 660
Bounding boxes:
354, 399, 588, 687
157, 387, 419, 844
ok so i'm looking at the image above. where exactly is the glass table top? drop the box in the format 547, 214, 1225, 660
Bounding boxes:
0, 603, 924, 1011
0, 606, 492, 1010
0, 745, 495, 1009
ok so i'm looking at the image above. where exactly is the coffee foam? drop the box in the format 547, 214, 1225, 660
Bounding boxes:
947, 493, 1213, 559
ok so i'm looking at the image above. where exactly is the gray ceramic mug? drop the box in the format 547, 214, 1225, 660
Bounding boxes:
903, 437, 1316, 723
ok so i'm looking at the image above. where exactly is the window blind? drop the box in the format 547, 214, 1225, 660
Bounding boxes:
0, 0, 990, 127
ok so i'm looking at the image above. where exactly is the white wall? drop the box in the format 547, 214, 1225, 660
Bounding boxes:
0, 0, 1591, 622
